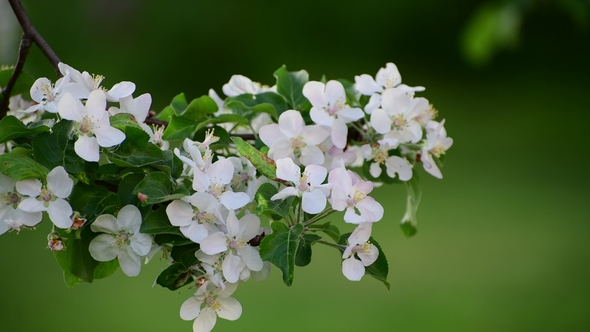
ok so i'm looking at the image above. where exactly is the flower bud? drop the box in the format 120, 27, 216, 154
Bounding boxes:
137, 192, 148, 203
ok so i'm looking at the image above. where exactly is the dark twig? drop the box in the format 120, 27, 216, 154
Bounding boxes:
8, 0, 61, 74
0, 34, 31, 115
1, 0, 62, 116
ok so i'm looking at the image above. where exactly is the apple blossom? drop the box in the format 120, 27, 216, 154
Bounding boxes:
180, 281, 242, 332
271, 158, 331, 214
341, 223, 379, 281
0, 173, 42, 235
89, 204, 153, 277
370, 88, 426, 144
166, 193, 225, 243
259, 109, 330, 166
421, 120, 453, 179
328, 167, 384, 223
16, 166, 73, 229
200, 210, 263, 283
192, 158, 250, 210
303, 80, 364, 149
58, 90, 126, 162
58, 62, 135, 101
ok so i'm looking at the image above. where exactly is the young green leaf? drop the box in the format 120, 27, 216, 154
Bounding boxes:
0, 153, 49, 180
273, 65, 310, 110
259, 222, 304, 286
231, 136, 277, 180
0, 115, 50, 143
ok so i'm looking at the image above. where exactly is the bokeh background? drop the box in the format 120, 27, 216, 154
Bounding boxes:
1, 0, 590, 331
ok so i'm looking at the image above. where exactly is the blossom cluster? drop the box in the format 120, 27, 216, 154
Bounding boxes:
0, 62, 453, 332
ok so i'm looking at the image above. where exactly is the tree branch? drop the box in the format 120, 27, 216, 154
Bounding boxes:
1, 0, 62, 116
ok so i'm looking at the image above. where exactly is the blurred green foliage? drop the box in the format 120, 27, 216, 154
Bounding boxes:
0, 0, 589, 331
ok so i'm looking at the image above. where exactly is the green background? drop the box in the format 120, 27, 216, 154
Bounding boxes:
1, 0, 589, 331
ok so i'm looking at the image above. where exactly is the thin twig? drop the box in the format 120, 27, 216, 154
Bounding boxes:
8, 0, 61, 74
0, 34, 31, 115
1, 0, 62, 116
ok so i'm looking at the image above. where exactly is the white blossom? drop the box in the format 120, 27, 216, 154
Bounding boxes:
58, 90, 126, 162
16, 166, 73, 229
328, 167, 383, 223
0, 173, 42, 234
342, 223, 379, 281
180, 281, 242, 332
421, 120, 453, 179
271, 158, 331, 214
89, 205, 152, 277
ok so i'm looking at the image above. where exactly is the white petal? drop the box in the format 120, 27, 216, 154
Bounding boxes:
118, 246, 142, 277
271, 187, 300, 200
207, 159, 234, 186
17, 197, 46, 213
304, 164, 327, 186
217, 297, 242, 321
302, 81, 326, 107
359, 244, 379, 266
336, 107, 364, 123
15, 179, 41, 197
240, 245, 263, 271
166, 200, 195, 227
47, 166, 73, 198
310, 106, 334, 127
259, 123, 283, 147
324, 80, 346, 106
180, 223, 210, 243
219, 191, 249, 210
108, 81, 136, 100
222, 252, 242, 283
117, 205, 142, 233
301, 125, 330, 145
180, 296, 201, 321
370, 109, 392, 134
47, 199, 73, 228
342, 257, 365, 281
85, 90, 107, 116
130, 233, 152, 256
356, 198, 384, 222
278, 110, 304, 138
89, 234, 119, 261
193, 307, 217, 332
299, 145, 325, 166
302, 189, 327, 214
200, 232, 228, 255
421, 150, 442, 179
275, 158, 301, 183
354, 74, 382, 95
95, 125, 126, 148
91, 214, 120, 234
57, 92, 85, 122
75, 135, 100, 162
331, 118, 348, 149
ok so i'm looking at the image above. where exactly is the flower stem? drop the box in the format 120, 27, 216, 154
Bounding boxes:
304, 208, 336, 226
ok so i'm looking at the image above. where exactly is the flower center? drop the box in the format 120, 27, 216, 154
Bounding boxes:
92, 74, 105, 90
327, 99, 345, 116
115, 233, 129, 247
208, 183, 225, 198
392, 115, 407, 128
373, 149, 388, 165
290, 136, 306, 150
40, 83, 56, 103
205, 296, 222, 312
196, 211, 216, 226
430, 145, 445, 158
0, 192, 19, 206
298, 174, 309, 192
79, 116, 95, 134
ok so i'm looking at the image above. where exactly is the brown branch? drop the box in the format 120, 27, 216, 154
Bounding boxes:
1, 0, 62, 116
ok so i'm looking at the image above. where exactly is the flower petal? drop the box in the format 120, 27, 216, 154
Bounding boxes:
47, 166, 73, 198
47, 198, 73, 228
180, 295, 201, 321
217, 297, 242, 321
342, 257, 365, 281
118, 246, 142, 277
193, 307, 217, 332
75, 135, 100, 162
88, 234, 118, 261
117, 205, 142, 233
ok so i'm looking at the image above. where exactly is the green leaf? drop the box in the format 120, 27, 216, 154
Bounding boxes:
140, 206, 183, 236
0, 116, 51, 143
132, 171, 172, 205
231, 136, 277, 180
170, 93, 189, 115
109, 113, 144, 132
0, 153, 49, 180
93, 259, 120, 280
401, 171, 421, 238
69, 183, 121, 222
183, 95, 218, 117
295, 233, 321, 267
163, 114, 200, 140
171, 243, 200, 267
117, 173, 145, 206
255, 183, 294, 219
224, 92, 288, 120
153, 150, 184, 179
0, 66, 34, 99
32, 119, 85, 173
259, 222, 304, 286
155, 233, 194, 246
273, 65, 310, 110
338, 232, 390, 290
308, 222, 341, 242
156, 262, 194, 291
195, 114, 249, 131
103, 126, 163, 167
54, 226, 100, 285
162, 95, 218, 141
